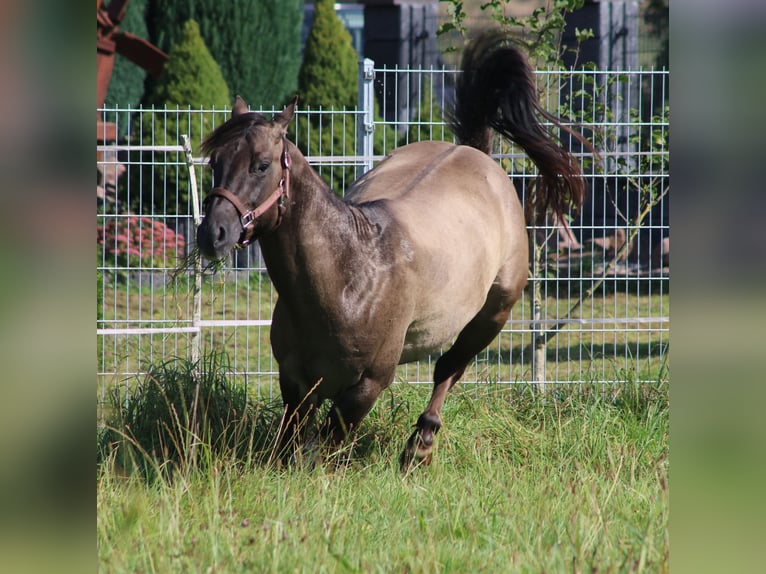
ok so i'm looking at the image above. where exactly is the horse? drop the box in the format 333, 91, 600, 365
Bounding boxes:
196, 32, 590, 469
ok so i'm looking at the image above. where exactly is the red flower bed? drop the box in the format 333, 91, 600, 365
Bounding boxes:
98, 216, 186, 270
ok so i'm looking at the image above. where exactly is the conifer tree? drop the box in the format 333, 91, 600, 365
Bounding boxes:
297, 0, 405, 194
402, 83, 455, 145
103, 0, 149, 136
146, 0, 302, 108
293, 0, 361, 193
298, 0, 357, 109
130, 20, 230, 216
148, 20, 230, 108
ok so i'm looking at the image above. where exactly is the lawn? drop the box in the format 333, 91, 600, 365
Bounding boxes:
98, 266, 669, 572
98, 376, 668, 573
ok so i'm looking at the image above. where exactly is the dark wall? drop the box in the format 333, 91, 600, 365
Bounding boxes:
562, 0, 640, 70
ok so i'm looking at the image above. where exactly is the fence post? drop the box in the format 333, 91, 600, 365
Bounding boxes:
357, 58, 375, 179
529, 228, 547, 392
532, 299, 546, 392
182, 135, 203, 367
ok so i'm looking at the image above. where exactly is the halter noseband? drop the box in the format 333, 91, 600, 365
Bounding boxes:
204, 137, 291, 247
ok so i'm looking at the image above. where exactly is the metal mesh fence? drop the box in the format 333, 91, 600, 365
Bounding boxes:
97, 67, 668, 416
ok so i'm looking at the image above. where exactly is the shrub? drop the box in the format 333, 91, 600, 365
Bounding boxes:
98, 216, 186, 273
294, 0, 358, 193
146, 0, 303, 108
401, 82, 455, 145
298, 0, 357, 110
147, 20, 230, 108
103, 0, 149, 136
128, 19, 230, 216
296, 0, 396, 194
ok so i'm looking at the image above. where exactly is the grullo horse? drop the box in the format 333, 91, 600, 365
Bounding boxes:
196, 32, 591, 469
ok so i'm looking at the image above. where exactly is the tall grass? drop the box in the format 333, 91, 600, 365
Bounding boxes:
98, 350, 286, 480
98, 352, 668, 573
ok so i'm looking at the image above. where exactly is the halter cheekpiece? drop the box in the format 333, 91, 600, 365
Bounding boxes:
204, 137, 291, 247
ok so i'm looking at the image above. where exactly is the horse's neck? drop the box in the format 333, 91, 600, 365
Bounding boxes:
258, 149, 365, 298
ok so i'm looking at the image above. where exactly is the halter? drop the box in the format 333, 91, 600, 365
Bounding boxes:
204, 137, 291, 247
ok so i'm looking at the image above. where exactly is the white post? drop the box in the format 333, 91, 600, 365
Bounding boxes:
532, 298, 546, 393
357, 58, 375, 179
529, 228, 547, 393
182, 135, 202, 367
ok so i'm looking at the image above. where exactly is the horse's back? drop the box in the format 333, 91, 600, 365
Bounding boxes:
348, 141, 505, 203
347, 140, 525, 261
347, 141, 529, 359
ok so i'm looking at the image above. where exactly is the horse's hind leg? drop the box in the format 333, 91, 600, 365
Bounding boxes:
400, 283, 521, 470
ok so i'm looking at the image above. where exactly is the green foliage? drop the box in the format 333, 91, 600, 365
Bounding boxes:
298, 0, 358, 109
438, 0, 587, 68
294, 0, 357, 192
558, 70, 669, 202
98, 351, 278, 480
147, 20, 230, 108
129, 20, 230, 216
627, 104, 670, 203
291, 106, 398, 196
146, 0, 303, 108
436, 0, 594, 186
292, 111, 358, 195
294, 0, 397, 194
103, 0, 149, 135
401, 82, 455, 145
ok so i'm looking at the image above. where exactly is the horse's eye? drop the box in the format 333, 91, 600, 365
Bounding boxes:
251, 161, 270, 174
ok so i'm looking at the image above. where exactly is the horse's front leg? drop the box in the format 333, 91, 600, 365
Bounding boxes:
277, 401, 319, 465
321, 369, 395, 458
275, 365, 321, 465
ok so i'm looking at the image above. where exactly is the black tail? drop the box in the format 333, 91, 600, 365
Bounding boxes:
450, 31, 593, 220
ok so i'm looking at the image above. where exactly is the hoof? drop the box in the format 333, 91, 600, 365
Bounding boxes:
288, 435, 322, 469
399, 429, 434, 472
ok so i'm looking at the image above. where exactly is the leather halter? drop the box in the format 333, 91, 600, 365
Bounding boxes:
204, 137, 291, 247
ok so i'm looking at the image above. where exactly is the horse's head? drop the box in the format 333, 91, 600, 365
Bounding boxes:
196, 96, 296, 260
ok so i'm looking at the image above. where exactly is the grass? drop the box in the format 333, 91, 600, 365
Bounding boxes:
98, 353, 669, 573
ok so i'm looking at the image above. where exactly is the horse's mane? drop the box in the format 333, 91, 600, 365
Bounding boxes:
200, 112, 269, 158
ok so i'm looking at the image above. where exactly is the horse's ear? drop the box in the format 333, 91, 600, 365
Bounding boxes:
273, 95, 298, 129
232, 95, 249, 118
